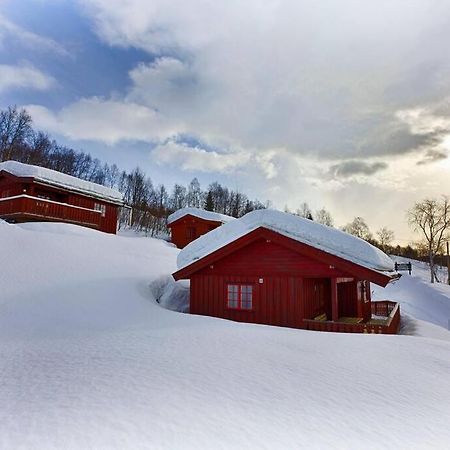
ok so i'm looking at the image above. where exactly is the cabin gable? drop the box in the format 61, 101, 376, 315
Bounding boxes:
168, 214, 222, 248
174, 227, 392, 287
197, 236, 354, 279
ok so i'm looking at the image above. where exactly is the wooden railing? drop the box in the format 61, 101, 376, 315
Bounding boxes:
304, 301, 401, 334
371, 300, 397, 317
0, 195, 102, 228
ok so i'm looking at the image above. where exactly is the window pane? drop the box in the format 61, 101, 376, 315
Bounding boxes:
227, 284, 239, 308
240, 285, 252, 309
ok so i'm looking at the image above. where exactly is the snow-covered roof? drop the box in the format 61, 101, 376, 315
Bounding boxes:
177, 209, 395, 276
0, 160, 124, 204
167, 207, 235, 225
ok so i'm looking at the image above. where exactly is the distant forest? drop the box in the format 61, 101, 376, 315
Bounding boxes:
0, 106, 267, 236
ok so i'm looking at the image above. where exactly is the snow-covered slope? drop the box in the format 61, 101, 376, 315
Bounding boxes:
373, 256, 450, 340
1, 222, 450, 449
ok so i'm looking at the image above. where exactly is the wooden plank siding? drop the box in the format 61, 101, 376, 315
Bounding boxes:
201, 238, 352, 278
0, 172, 120, 234
191, 273, 306, 328
183, 234, 400, 334
168, 214, 223, 248
190, 238, 368, 329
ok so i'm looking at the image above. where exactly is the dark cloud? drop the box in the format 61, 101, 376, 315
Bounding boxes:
356, 123, 448, 158
330, 160, 388, 178
416, 149, 448, 165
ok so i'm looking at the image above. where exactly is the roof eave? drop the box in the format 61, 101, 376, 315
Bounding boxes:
173, 227, 395, 286
168, 213, 223, 227
1, 171, 124, 205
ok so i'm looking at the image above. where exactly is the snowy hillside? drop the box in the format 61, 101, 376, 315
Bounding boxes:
1, 222, 450, 449
373, 256, 450, 340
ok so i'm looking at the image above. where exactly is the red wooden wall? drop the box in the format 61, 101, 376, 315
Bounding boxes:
0, 173, 119, 234
189, 237, 370, 329
169, 214, 222, 248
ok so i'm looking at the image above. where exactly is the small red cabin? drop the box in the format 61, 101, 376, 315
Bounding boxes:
167, 207, 235, 249
173, 210, 401, 334
0, 160, 124, 234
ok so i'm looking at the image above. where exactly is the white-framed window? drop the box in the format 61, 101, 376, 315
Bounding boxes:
94, 203, 106, 217
227, 284, 253, 310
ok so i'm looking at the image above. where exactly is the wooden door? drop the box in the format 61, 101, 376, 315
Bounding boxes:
338, 282, 357, 317
303, 278, 331, 319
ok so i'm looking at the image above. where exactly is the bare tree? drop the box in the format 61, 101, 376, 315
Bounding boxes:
408, 197, 450, 283
104, 163, 120, 188
376, 227, 395, 252
26, 131, 53, 165
187, 178, 202, 208
342, 217, 372, 241
316, 208, 334, 227
170, 184, 187, 211
296, 202, 313, 220
0, 106, 33, 161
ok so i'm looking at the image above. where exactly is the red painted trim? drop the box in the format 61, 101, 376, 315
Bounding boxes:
173, 227, 394, 286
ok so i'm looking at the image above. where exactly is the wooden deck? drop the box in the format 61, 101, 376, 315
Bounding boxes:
0, 195, 102, 228
303, 301, 400, 334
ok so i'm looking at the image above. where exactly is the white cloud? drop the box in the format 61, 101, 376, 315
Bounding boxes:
14, 0, 450, 240
152, 140, 250, 173
0, 14, 68, 56
396, 104, 450, 136
0, 63, 56, 92
79, 0, 450, 159
26, 98, 183, 145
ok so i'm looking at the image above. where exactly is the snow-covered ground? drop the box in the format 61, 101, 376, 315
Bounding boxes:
1, 221, 450, 449
373, 256, 450, 341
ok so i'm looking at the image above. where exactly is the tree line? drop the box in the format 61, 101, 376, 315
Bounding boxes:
2, 105, 448, 283
286, 199, 450, 285
0, 106, 268, 236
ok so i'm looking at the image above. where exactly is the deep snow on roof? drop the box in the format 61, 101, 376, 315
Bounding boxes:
177, 209, 395, 275
0, 160, 123, 203
167, 207, 235, 225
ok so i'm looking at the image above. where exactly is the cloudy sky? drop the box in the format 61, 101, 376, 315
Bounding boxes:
1, 0, 450, 242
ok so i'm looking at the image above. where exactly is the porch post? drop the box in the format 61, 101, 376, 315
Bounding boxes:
331, 277, 338, 322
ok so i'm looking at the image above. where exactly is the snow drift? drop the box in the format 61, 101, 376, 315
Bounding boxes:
1, 222, 450, 449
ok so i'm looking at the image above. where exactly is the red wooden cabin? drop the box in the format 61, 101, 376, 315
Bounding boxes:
0, 160, 124, 234
167, 207, 235, 248
173, 209, 401, 334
